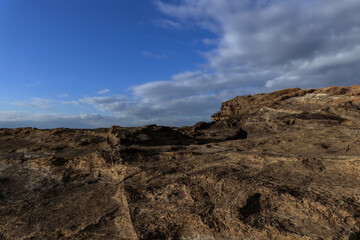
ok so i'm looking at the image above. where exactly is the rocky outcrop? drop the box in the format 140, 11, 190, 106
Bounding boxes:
1, 85, 360, 239
211, 87, 310, 121
212, 85, 360, 134
212, 85, 360, 121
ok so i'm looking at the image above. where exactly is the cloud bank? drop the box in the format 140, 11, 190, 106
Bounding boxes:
153, 0, 360, 90
2, 0, 360, 128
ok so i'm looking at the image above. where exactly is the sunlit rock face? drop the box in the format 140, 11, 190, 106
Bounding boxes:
1, 85, 360, 239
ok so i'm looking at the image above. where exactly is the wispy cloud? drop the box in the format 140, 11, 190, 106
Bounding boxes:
25, 81, 40, 87
79, 95, 129, 114
152, 18, 183, 30
61, 100, 79, 105
142, 51, 168, 59
202, 38, 218, 46
58, 93, 69, 98
97, 89, 110, 94
11, 97, 53, 110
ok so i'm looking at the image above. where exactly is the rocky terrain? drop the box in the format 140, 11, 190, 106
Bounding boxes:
1, 85, 360, 240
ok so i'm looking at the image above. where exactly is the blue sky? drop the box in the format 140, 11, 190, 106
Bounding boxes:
1, 0, 360, 128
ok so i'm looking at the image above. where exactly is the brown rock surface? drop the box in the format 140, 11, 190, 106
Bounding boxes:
1, 85, 360, 239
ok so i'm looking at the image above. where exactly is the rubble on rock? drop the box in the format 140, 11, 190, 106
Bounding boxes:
1, 85, 360, 239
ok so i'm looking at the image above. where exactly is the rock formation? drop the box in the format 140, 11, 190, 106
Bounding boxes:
1, 85, 360, 239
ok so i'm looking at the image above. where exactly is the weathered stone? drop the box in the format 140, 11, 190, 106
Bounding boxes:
1, 85, 360, 239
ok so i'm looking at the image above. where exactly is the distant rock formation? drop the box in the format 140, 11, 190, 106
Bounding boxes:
212, 85, 360, 134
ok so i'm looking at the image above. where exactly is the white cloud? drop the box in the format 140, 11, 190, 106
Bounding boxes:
154, 0, 360, 90
79, 93, 219, 121
11, 97, 53, 110
97, 89, 110, 94
79, 95, 130, 114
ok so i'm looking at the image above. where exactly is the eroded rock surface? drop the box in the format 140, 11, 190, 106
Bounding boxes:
1, 85, 360, 239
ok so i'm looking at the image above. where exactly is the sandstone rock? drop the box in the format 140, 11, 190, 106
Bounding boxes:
1, 85, 360, 239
